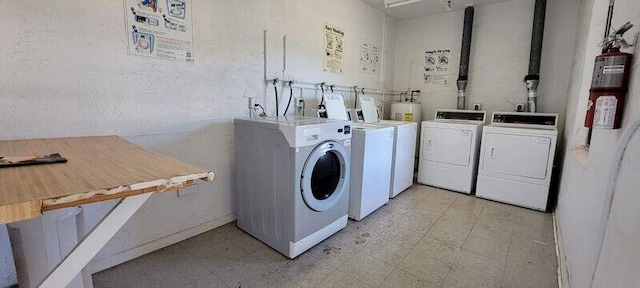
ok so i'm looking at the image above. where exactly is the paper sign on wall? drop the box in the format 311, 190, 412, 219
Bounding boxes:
424, 49, 451, 84
360, 43, 381, 74
124, 0, 194, 61
324, 23, 345, 74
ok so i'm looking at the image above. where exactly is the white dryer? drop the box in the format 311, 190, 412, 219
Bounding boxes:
234, 116, 352, 258
476, 112, 558, 211
418, 110, 486, 194
360, 95, 418, 198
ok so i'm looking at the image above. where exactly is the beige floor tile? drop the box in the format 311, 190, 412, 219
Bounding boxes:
360, 237, 412, 266
180, 231, 247, 261
250, 242, 292, 269
444, 205, 484, 223
503, 264, 558, 288
506, 244, 558, 273
414, 236, 461, 265
94, 186, 560, 288
339, 253, 394, 287
92, 259, 155, 288
345, 217, 394, 238
381, 268, 440, 288
183, 274, 227, 288
453, 250, 505, 283
216, 222, 246, 239
442, 266, 501, 288
136, 244, 211, 288
213, 254, 275, 287
512, 222, 555, 244
475, 212, 515, 234
249, 272, 300, 288
226, 231, 266, 253
463, 235, 510, 261
278, 253, 336, 288
316, 270, 371, 288
425, 215, 474, 247
378, 225, 423, 248
307, 240, 359, 268
398, 252, 451, 285
469, 225, 512, 245
509, 208, 553, 228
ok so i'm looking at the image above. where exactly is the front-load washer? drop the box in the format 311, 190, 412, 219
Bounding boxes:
234, 116, 352, 258
349, 124, 394, 220
418, 110, 487, 194
359, 95, 418, 198
476, 112, 558, 211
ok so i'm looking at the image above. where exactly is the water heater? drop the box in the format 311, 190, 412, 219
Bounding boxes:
390, 102, 422, 126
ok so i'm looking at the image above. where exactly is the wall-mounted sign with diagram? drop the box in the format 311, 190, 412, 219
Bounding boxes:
324, 23, 345, 74
124, 0, 194, 61
360, 43, 381, 75
424, 49, 451, 84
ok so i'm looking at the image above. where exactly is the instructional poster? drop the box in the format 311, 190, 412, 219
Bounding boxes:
360, 43, 381, 74
324, 23, 345, 74
424, 49, 451, 84
124, 0, 194, 61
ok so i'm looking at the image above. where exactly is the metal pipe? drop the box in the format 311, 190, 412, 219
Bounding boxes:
457, 6, 474, 110
524, 0, 547, 113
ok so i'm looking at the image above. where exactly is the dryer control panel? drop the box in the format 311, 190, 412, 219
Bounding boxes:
434, 110, 486, 123
491, 112, 558, 130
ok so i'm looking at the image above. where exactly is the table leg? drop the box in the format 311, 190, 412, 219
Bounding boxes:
38, 192, 153, 288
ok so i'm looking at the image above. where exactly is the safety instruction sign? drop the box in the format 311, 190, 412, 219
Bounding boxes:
324, 23, 345, 74
124, 0, 194, 61
360, 43, 381, 74
424, 49, 451, 84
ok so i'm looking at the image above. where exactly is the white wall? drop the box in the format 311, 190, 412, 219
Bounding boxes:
555, 0, 640, 286
392, 0, 578, 126
0, 0, 395, 286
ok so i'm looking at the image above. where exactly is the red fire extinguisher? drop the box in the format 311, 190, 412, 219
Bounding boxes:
584, 23, 634, 130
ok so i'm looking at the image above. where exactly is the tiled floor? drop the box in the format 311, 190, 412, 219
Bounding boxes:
93, 185, 559, 288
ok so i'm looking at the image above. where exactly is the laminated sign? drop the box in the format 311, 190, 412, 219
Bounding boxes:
360, 42, 381, 74
424, 49, 451, 84
324, 23, 345, 74
125, 0, 194, 61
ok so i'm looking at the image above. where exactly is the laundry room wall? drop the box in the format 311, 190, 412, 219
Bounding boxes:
555, 0, 640, 286
391, 0, 578, 127
0, 0, 396, 285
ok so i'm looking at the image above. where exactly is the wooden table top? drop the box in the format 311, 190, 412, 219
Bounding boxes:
0, 136, 214, 224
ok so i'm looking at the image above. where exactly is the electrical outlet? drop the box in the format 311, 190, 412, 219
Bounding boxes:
472, 103, 482, 111
177, 184, 197, 198
516, 103, 526, 112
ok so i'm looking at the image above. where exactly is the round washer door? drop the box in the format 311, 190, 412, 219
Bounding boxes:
301, 141, 349, 212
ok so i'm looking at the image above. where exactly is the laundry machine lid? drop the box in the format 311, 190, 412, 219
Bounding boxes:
301, 141, 349, 212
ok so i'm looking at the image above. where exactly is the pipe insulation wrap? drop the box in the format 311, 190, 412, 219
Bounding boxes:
528, 0, 547, 76
458, 6, 474, 80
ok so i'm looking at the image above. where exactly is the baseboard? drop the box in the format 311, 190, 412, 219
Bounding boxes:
553, 213, 570, 288
88, 213, 235, 274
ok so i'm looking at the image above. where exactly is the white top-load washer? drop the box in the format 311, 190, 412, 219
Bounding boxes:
476, 112, 559, 211
234, 116, 352, 258
418, 110, 487, 194
322, 94, 394, 220
359, 95, 418, 198
349, 125, 395, 220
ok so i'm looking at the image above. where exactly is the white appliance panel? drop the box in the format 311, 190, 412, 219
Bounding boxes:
481, 133, 552, 180
422, 127, 472, 167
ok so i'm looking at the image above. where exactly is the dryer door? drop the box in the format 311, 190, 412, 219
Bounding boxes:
422, 126, 473, 167
482, 132, 552, 180
301, 141, 349, 212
